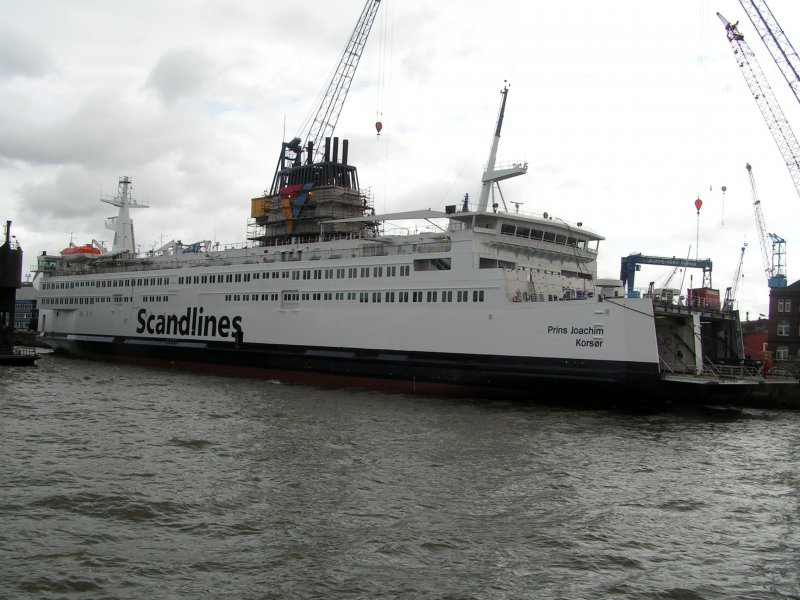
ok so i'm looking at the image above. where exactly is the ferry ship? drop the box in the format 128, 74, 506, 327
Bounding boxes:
34, 87, 796, 406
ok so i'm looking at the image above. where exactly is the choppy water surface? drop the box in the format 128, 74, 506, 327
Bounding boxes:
1, 354, 799, 599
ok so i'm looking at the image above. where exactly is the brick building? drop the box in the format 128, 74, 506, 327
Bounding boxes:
768, 280, 800, 368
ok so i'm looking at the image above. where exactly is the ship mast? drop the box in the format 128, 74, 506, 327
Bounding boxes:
476, 84, 528, 213
101, 176, 148, 255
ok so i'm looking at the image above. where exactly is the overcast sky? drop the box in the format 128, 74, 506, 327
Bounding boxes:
3, 0, 800, 320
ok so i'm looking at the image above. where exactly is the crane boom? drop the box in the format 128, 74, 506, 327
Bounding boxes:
746, 163, 787, 288
269, 0, 381, 195
305, 0, 382, 163
723, 243, 747, 311
718, 12, 800, 199
738, 0, 800, 105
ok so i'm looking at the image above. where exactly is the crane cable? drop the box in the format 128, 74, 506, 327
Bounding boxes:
375, 0, 391, 136
376, 0, 394, 212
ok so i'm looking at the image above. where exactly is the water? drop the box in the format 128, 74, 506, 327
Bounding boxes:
1, 354, 799, 599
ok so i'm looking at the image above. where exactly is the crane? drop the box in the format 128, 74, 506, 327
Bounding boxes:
723, 243, 747, 311
738, 0, 800, 106
269, 0, 382, 195
718, 12, 800, 199
746, 162, 787, 288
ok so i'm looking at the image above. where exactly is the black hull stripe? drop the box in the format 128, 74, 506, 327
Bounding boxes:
44, 334, 666, 400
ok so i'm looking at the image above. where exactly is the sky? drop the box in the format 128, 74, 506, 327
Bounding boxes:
2, 0, 800, 320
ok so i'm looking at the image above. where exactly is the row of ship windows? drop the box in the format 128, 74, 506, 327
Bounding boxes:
41, 296, 133, 305
40, 290, 486, 306
41, 265, 415, 291
178, 265, 413, 285
226, 290, 486, 303
42, 276, 169, 290
499, 224, 588, 249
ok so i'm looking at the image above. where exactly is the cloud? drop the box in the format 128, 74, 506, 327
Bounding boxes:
0, 28, 52, 78
145, 48, 213, 104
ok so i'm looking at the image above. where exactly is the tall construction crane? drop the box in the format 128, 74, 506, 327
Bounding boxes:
718, 12, 800, 199
738, 0, 800, 105
723, 243, 747, 311
746, 162, 787, 288
270, 0, 382, 194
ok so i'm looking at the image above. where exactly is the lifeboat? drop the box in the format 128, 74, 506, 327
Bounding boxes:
60, 243, 102, 261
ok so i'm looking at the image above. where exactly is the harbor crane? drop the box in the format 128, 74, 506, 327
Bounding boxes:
737, 0, 800, 106
746, 162, 787, 288
718, 12, 800, 199
723, 243, 747, 311
270, 0, 382, 194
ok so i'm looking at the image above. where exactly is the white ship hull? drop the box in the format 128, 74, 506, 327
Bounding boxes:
35, 85, 796, 407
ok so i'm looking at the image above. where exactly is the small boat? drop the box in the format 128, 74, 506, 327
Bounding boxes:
0, 346, 40, 366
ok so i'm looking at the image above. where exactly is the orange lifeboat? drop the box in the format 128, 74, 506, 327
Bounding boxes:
60, 243, 101, 260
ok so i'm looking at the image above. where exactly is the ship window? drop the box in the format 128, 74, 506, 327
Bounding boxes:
516, 227, 530, 238
303, 271, 310, 280
400, 266, 410, 276
225, 294, 231, 301
387, 266, 396, 277
385, 291, 395, 302
301, 293, 309, 300
325, 269, 333, 279
413, 291, 422, 303
314, 270, 322, 280
473, 290, 484, 302
427, 291, 437, 302
373, 266, 383, 277
336, 268, 345, 278
372, 292, 381, 303
336, 292, 345, 300
348, 292, 357, 300
361, 267, 370, 278
555, 234, 567, 245
543, 232, 555, 242
245, 273, 251, 282
413, 258, 451, 271
501, 224, 515, 236
398, 291, 408, 303
360, 292, 369, 303
349, 268, 357, 278
292, 271, 299, 280
441, 291, 453, 302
